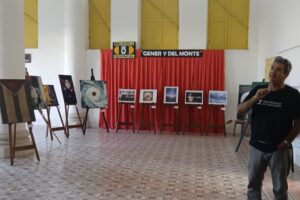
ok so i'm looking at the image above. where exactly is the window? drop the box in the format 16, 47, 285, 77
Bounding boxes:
207, 0, 249, 49
24, 0, 38, 48
89, 0, 111, 49
142, 0, 178, 49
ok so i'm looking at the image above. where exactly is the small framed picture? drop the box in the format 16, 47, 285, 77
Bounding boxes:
163, 86, 179, 104
185, 90, 203, 105
118, 89, 136, 103
208, 90, 228, 105
139, 89, 157, 103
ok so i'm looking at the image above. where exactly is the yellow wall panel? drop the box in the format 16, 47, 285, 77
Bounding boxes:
24, 0, 38, 48
142, 22, 161, 49
162, 21, 178, 49
142, 0, 178, 49
89, 0, 111, 49
208, 0, 249, 49
228, 20, 248, 49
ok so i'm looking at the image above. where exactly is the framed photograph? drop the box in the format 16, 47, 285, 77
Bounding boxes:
29, 76, 47, 110
163, 86, 179, 104
208, 90, 228, 105
0, 79, 35, 123
80, 80, 108, 108
58, 75, 77, 105
43, 85, 59, 106
139, 89, 157, 103
118, 89, 136, 103
185, 90, 203, 105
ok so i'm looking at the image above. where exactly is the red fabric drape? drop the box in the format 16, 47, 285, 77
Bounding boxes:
100, 49, 225, 134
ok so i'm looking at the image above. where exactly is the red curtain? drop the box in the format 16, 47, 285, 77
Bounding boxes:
100, 49, 225, 134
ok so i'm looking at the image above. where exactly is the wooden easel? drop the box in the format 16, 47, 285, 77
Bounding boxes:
116, 103, 135, 133
160, 105, 180, 134
64, 104, 83, 136
8, 122, 40, 165
35, 108, 61, 143
82, 107, 109, 134
137, 104, 156, 133
183, 105, 203, 135
45, 106, 67, 143
206, 105, 226, 136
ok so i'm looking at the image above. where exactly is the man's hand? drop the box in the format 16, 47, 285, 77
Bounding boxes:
277, 141, 290, 151
254, 88, 270, 101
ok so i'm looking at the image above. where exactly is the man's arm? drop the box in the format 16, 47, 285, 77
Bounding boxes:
237, 96, 257, 114
277, 118, 300, 150
285, 118, 300, 143
237, 88, 270, 114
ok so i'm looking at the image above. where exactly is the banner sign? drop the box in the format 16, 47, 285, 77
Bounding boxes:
113, 41, 136, 58
141, 50, 203, 57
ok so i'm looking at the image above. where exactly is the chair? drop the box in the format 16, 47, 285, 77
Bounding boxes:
232, 112, 251, 136
234, 111, 251, 152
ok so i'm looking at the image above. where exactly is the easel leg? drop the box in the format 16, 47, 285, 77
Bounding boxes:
65, 105, 69, 137
138, 105, 143, 133
130, 106, 135, 133
57, 106, 68, 137
151, 106, 156, 134
13, 123, 17, 159
160, 107, 165, 134
199, 109, 202, 135
8, 123, 14, 165
174, 108, 179, 135
101, 112, 109, 133
116, 103, 122, 133
206, 107, 211, 136
75, 106, 83, 135
82, 108, 89, 135
223, 109, 226, 136
235, 122, 248, 152
28, 122, 40, 161
45, 108, 54, 141
183, 107, 189, 135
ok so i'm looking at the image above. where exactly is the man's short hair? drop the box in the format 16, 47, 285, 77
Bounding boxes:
274, 56, 292, 74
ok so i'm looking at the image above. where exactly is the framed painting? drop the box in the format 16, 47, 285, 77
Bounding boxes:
80, 80, 108, 108
118, 89, 136, 103
0, 79, 35, 123
58, 75, 77, 105
185, 90, 203, 105
163, 86, 179, 104
208, 90, 228, 105
43, 85, 59, 106
29, 76, 47, 110
139, 89, 157, 103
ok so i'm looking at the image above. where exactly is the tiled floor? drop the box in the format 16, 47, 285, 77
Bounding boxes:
0, 128, 299, 200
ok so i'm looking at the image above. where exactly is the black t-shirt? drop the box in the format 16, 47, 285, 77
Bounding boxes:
244, 84, 300, 152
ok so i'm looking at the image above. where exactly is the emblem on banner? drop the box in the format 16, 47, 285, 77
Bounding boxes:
113, 41, 136, 58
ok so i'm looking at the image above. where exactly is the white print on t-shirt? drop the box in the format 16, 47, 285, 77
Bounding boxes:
256, 100, 282, 108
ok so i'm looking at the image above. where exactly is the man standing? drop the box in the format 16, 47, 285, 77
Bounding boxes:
238, 56, 300, 200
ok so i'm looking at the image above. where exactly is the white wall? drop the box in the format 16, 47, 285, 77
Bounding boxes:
0, 0, 25, 78
25, 0, 66, 125
111, 0, 141, 48
179, 0, 207, 49
26, 0, 89, 126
